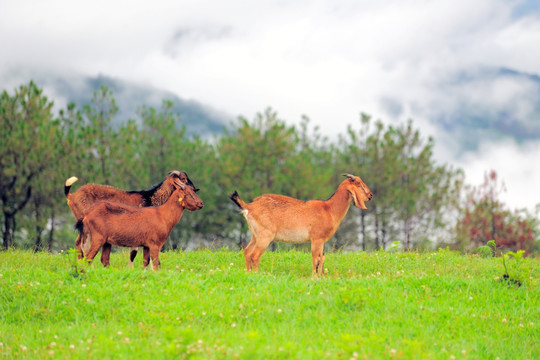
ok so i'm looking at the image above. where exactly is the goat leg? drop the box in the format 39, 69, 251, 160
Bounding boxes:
142, 247, 150, 268
150, 247, 161, 270
129, 247, 138, 268
101, 243, 112, 267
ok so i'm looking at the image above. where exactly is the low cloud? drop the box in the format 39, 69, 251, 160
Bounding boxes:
456, 139, 540, 212
1, 0, 539, 210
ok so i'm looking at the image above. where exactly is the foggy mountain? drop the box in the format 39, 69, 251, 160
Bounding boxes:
7, 73, 231, 137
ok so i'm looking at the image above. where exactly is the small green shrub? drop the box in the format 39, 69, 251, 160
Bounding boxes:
476, 245, 493, 258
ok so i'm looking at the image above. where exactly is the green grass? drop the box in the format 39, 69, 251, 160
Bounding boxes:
0, 249, 538, 359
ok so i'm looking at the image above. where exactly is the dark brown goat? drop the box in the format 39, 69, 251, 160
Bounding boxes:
65, 170, 198, 263
77, 179, 203, 269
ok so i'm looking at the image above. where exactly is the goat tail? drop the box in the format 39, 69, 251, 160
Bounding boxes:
65, 176, 79, 197
74, 219, 90, 256
229, 190, 247, 210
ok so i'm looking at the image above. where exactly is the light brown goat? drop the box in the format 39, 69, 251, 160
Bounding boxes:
229, 174, 373, 275
76, 179, 203, 269
65, 170, 198, 264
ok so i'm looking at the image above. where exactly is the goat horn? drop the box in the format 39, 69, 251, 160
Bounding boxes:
168, 170, 181, 177
174, 179, 186, 189
342, 173, 357, 181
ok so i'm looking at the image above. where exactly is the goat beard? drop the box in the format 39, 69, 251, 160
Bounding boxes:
350, 191, 368, 210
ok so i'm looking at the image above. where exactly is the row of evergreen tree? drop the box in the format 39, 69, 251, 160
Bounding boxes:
1, 82, 538, 254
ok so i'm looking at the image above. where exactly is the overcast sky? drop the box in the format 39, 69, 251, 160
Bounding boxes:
1, 0, 539, 212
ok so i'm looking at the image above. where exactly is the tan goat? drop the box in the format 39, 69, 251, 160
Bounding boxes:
229, 173, 373, 275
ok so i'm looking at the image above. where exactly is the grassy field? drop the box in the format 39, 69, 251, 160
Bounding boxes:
0, 248, 538, 359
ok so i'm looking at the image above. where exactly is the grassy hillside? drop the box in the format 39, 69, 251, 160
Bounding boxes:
0, 249, 538, 359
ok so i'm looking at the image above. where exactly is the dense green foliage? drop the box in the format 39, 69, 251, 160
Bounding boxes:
0, 82, 538, 253
0, 249, 538, 359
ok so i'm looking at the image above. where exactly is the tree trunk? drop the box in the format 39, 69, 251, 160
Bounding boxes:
34, 228, 43, 252
34, 207, 44, 252
47, 210, 55, 252
381, 214, 387, 249
404, 219, 411, 250
1, 186, 31, 249
2, 213, 16, 249
236, 220, 248, 249
360, 212, 366, 251
374, 205, 380, 250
